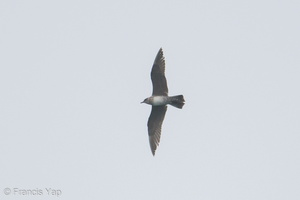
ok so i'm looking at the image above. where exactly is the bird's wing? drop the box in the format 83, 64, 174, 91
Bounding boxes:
147, 105, 167, 155
151, 48, 168, 96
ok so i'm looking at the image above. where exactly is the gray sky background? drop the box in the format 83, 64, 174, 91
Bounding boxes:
1, 0, 299, 199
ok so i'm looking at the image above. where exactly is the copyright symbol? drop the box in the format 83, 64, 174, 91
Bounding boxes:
4, 188, 11, 195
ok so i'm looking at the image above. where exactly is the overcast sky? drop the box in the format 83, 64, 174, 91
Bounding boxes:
1, 0, 299, 199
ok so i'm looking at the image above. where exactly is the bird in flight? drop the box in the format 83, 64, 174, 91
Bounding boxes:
141, 48, 185, 156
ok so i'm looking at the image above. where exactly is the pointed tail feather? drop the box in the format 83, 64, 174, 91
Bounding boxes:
169, 95, 185, 109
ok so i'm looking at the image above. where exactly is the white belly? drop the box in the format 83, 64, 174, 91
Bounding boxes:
152, 96, 167, 106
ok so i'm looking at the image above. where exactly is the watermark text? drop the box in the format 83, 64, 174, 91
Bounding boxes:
3, 187, 62, 197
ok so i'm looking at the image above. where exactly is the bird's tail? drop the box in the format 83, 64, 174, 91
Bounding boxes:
169, 95, 185, 109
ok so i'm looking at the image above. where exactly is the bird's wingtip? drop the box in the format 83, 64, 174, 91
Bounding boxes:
151, 150, 156, 156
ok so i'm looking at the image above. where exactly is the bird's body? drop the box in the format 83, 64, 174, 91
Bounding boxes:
142, 95, 185, 108
143, 96, 168, 106
141, 48, 185, 155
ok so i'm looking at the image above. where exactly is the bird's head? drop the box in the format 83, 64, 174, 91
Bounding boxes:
141, 98, 150, 104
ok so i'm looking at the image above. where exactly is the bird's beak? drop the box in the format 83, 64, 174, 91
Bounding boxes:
140, 101, 144, 104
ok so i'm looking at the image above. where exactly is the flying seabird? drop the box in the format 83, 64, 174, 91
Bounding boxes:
141, 48, 185, 156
